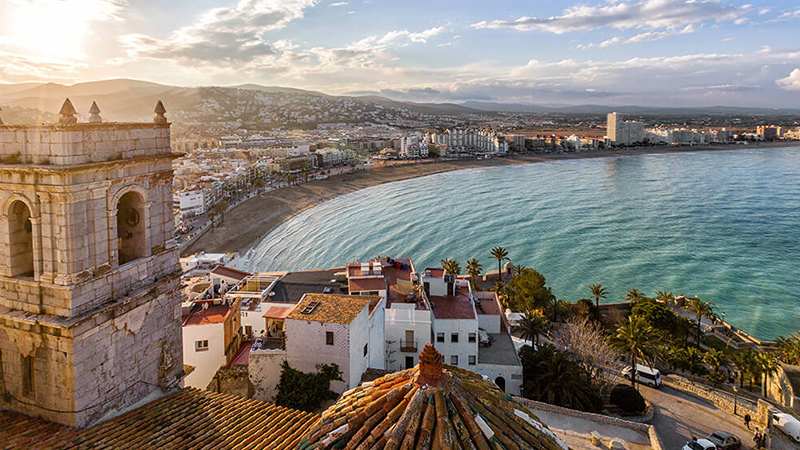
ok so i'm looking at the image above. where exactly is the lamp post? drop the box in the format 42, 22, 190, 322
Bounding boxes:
733, 385, 739, 416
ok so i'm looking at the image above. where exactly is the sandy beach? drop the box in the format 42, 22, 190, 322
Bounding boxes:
181, 141, 799, 256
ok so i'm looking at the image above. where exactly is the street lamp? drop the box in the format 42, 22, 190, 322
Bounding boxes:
733, 385, 739, 416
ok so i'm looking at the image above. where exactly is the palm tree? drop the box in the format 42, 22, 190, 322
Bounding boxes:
655, 291, 674, 305
466, 258, 483, 290
757, 352, 779, 397
610, 316, 660, 389
589, 284, 607, 320
441, 259, 461, 276
513, 265, 527, 276
624, 288, 646, 304
684, 296, 714, 349
519, 311, 550, 346
490, 246, 509, 282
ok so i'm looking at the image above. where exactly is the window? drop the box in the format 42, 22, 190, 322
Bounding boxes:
363, 343, 368, 357
21, 355, 34, 395
195, 340, 209, 351
451, 333, 458, 343
468, 355, 476, 365
436, 332, 444, 343
405, 356, 415, 369
7, 200, 34, 278
116, 191, 146, 265
245, 325, 253, 336
468, 333, 477, 343
450, 355, 458, 366
326, 331, 334, 345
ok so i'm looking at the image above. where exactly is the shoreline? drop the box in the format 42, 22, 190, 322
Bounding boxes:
181, 140, 799, 257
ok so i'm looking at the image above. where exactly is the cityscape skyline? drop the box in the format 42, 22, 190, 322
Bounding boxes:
3, 0, 800, 107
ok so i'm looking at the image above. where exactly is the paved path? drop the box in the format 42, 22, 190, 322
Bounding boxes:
638, 384, 756, 449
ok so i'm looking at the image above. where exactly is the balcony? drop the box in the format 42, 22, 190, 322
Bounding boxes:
400, 340, 418, 352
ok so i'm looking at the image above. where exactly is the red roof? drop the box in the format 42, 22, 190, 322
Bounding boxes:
425, 268, 445, 278
429, 289, 476, 320
210, 265, 252, 281
228, 339, 253, 368
262, 306, 294, 319
348, 277, 386, 293
182, 305, 231, 326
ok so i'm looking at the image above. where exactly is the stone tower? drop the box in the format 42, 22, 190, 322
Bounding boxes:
0, 99, 183, 427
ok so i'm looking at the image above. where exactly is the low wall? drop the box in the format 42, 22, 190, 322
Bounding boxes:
664, 375, 759, 423
516, 398, 665, 450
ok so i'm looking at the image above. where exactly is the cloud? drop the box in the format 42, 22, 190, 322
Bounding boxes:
777, 69, 800, 91
122, 0, 317, 63
5, 0, 126, 22
472, 0, 750, 34
329, 1, 348, 5
579, 24, 696, 49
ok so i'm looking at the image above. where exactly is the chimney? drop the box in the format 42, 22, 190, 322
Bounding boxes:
59, 98, 78, 124
417, 343, 443, 386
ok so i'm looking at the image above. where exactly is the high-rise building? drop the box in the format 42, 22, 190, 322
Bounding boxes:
0, 99, 183, 427
607, 112, 645, 146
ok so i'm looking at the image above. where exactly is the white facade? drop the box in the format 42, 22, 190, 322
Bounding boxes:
433, 318, 480, 369
175, 189, 209, 217
182, 321, 226, 389
385, 304, 432, 371
607, 112, 646, 146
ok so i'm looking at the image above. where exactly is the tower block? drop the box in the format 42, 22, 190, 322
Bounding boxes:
0, 99, 184, 427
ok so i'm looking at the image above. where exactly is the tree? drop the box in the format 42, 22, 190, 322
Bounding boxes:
703, 348, 729, 385
518, 310, 550, 346
776, 332, 800, 365
610, 316, 660, 389
253, 178, 266, 190
684, 296, 714, 349
519, 344, 604, 413
441, 258, 461, 276
588, 284, 607, 320
513, 264, 528, 276
505, 268, 555, 312
655, 291, 675, 305
732, 349, 761, 390
624, 288, 646, 305
490, 246, 509, 282
631, 298, 690, 346
557, 316, 622, 383
466, 258, 483, 290
210, 200, 229, 227
274, 361, 342, 411
757, 352, 779, 397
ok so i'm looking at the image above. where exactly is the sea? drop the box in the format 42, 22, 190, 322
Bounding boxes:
249, 147, 800, 340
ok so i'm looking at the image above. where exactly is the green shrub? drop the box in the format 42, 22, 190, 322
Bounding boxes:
274, 361, 342, 412
610, 384, 646, 415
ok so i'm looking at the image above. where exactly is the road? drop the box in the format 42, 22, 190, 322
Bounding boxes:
638, 384, 757, 449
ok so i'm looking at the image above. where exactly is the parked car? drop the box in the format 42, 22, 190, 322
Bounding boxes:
706, 431, 740, 450
622, 364, 662, 387
682, 438, 716, 450
773, 413, 800, 442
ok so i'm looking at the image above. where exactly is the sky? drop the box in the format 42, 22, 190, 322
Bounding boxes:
2, 0, 800, 107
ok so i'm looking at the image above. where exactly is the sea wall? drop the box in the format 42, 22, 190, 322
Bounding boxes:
664, 375, 759, 422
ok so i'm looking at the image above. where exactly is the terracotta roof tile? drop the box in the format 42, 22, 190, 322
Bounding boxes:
287, 294, 379, 325
0, 388, 319, 450
297, 355, 567, 450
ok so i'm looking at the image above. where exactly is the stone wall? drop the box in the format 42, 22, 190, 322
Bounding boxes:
766, 364, 795, 410
516, 398, 665, 450
664, 375, 759, 423
208, 366, 253, 399
249, 349, 287, 403
0, 123, 171, 166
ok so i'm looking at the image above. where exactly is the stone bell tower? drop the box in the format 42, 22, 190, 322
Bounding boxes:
0, 99, 183, 427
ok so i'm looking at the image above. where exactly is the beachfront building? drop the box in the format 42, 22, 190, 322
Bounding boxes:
426, 129, 509, 154
607, 112, 646, 146
400, 132, 429, 158
180, 251, 236, 274
284, 293, 385, 393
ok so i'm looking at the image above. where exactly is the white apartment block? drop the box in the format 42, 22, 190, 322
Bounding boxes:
175, 188, 210, 217
607, 112, 646, 146
426, 129, 508, 154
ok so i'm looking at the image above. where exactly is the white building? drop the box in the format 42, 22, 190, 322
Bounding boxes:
426, 129, 508, 154
607, 112, 646, 146
175, 188, 210, 217
180, 252, 235, 274
400, 133, 429, 158
182, 299, 242, 389
284, 293, 385, 393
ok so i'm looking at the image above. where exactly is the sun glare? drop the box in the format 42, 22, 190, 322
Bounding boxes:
8, 0, 120, 61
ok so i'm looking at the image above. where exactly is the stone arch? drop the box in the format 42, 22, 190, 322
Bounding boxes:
115, 191, 147, 265
4, 199, 35, 278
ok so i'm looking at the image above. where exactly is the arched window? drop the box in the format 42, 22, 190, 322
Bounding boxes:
495, 376, 506, 392
7, 200, 34, 278
116, 192, 146, 265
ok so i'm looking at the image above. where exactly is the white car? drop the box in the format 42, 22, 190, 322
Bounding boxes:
682, 438, 717, 450
773, 413, 800, 442
622, 363, 662, 387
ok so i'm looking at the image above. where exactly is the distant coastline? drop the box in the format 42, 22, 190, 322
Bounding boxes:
182, 140, 799, 257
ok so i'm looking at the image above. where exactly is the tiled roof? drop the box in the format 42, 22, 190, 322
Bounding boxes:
297, 356, 567, 450
182, 304, 232, 326
210, 265, 252, 281
287, 293, 378, 324
0, 388, 319, 450
348, 277, 387, 293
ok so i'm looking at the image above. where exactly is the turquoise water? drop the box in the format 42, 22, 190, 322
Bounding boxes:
251, 148, 800, 340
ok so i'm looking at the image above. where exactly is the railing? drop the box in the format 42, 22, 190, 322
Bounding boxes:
400, 340, 418, 352
252, 336, 285, 351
